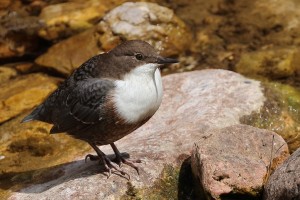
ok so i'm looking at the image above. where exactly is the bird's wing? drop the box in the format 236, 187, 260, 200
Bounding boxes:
50, 78, 115, 133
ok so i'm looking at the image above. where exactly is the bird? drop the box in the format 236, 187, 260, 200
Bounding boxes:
21, 40, 178, 178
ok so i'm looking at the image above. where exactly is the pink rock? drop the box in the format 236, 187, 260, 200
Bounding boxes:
191, 124, 289, 199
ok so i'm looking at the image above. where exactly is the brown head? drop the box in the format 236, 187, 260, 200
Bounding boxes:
94, 40, 177, 79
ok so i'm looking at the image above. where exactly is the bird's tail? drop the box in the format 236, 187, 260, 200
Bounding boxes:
21, 105, 46, 123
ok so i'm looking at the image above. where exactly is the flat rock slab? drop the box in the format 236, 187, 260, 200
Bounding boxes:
9, 69, 265, 199
38, 1, 110, 40
264, 147, 300, 200
191, 124, 289, 200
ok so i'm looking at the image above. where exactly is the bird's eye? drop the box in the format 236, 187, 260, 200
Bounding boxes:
135, 53, 144, 60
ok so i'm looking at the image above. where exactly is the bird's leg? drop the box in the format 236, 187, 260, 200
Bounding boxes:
87, 142, 130, 179
110, 143, 141, 175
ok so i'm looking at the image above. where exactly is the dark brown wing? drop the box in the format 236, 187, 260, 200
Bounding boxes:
50, 78, 115, 133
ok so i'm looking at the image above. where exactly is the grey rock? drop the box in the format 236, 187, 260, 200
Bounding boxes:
264, 147, 300, 200
98, 2, 192, 56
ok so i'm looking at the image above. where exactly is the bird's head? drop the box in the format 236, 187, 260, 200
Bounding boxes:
109, 40, 178, 75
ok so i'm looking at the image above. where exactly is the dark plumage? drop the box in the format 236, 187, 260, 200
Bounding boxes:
22, 40, 178, 178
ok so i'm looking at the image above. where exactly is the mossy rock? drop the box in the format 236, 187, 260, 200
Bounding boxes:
121, 160, 197, 200
121, 165, 179, 200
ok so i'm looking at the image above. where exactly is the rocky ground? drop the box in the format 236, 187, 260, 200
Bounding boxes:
1, 0, 300, 199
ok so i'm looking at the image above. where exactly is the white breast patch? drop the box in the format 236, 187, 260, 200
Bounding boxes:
112, 64, 163, 123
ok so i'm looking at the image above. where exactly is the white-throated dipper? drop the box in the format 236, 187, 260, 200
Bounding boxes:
22, 40, 178, 178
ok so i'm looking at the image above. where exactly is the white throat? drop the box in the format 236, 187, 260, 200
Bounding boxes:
113, 63, 163, 123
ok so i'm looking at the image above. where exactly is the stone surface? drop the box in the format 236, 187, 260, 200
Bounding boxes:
7, 69, 266, 199
264, 147, 300, 200
235, 48, 300, 79
0, 10, 43, 59
35, 2, 191, 75
214, 0, 300, 47
35, 28, 101, 76
191, 124, 289, 200
0, 0, 12, 10
241, 81, 300, 152
38, 1, 111, 40
13, 62, 35, 74
98, 2, 192, 55
0, 66, 17, 84
167, 0, 300, 76
0, 73, 60, 123
252, 0, 300, 46
0, 113, 91, 200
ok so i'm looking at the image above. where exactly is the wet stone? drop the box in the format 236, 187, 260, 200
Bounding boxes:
0, 73, 60, 123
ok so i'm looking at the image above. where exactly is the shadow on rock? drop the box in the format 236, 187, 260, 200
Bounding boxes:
178, 157, 198, 200
0, 153, 129, 194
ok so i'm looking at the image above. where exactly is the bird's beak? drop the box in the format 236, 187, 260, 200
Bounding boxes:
156, 56, 178, 64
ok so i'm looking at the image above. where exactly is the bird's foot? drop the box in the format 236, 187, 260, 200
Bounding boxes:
113, 152, 142, 175
110, 143, 141, 175
85, 153, 130, 179
102, 155, 131, 180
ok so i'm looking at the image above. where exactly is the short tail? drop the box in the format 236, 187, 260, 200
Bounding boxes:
21, 113, 36, 123
21, 105, 45, 123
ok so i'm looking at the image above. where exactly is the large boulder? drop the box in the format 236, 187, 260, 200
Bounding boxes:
7, 69, 266, 199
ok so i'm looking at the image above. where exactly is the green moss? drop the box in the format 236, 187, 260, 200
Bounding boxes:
241, 81, 300, 152
121, 182, 142, 200
145, 165, 179, 199
121, 165, 180, 200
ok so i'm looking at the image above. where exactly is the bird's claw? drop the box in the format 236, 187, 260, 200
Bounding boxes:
110, 143, 141, 175
119, 158, 140, 175
85, 154, 99, 163
113, 154, 141, 175
86, 143, 139, 180
103, 157, 130, 180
